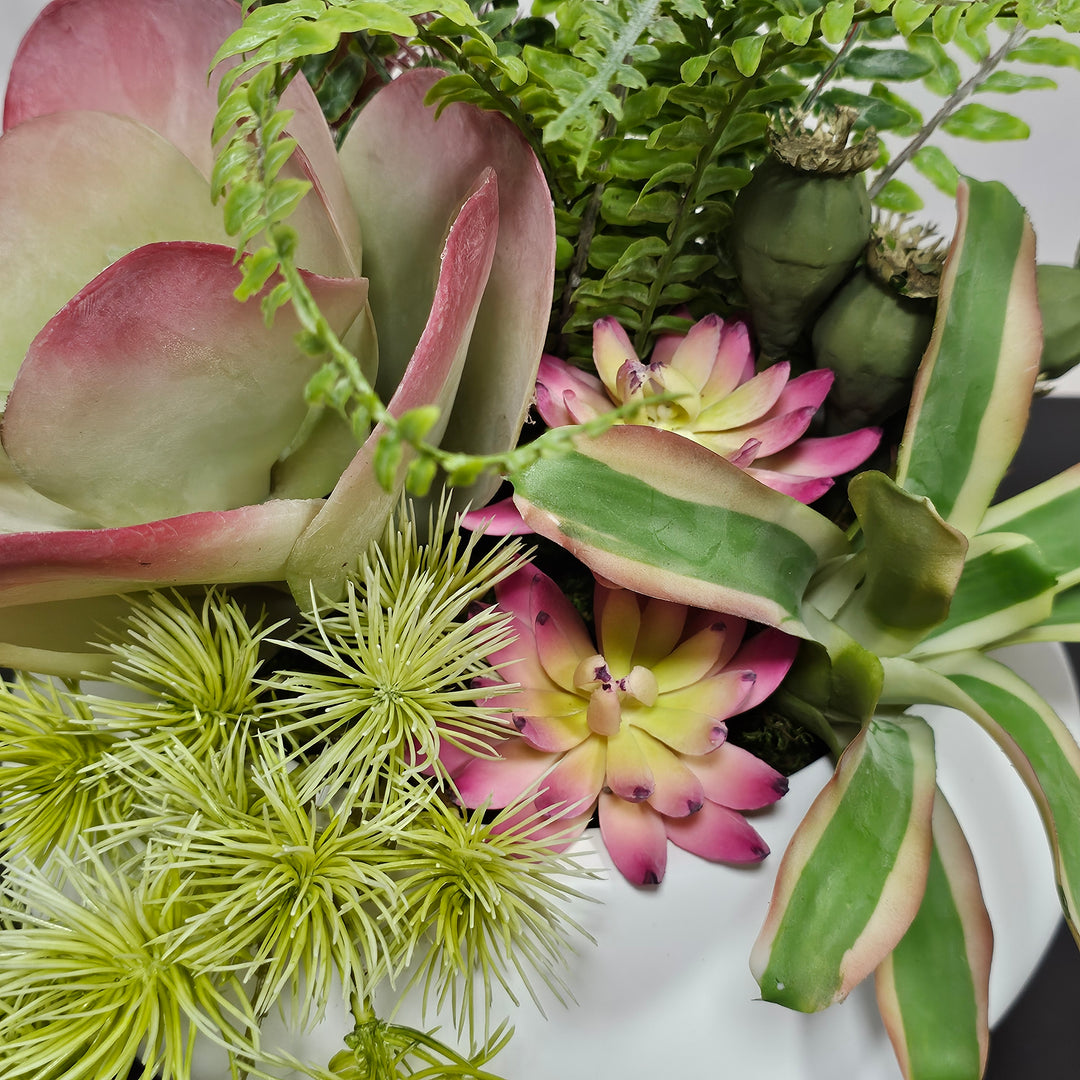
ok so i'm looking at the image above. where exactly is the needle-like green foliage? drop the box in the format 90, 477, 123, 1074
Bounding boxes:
268, 502, 529, 805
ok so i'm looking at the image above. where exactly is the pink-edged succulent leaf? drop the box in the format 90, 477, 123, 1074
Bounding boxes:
511, 425, 849, 635
460, 498, 531, 536
3, 242, 366, 527
980, 463, 1080, 591
750, 714, 936, 1012
875, 791, 992, 1080
833, 471, 968, 657
0, 445, 99, 533
895, 179, 1041, 536
339, 67, 555, 504
0, 110, 231, 392
909, 533, 1057, 657
882, 651, 1080, 941
0, 499, 322, 610
285, 170, 499, 602
5, 0, 360, 275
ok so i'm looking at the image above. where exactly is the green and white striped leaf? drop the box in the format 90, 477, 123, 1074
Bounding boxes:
875, 791, 992, 1080
511, 424, 849, 634
1002, 584, 1080, 645
980, 463, 1080, 590
882, 651, 1080, 938
834, 471, 968, 657
750, 715, 936, 1012
910, 532, 1057, 656
895, 179, 1041, 536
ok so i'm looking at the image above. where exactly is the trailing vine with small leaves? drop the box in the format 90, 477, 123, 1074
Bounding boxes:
213, 0, 1080, 484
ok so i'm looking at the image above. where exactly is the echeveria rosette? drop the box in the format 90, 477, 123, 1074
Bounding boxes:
539, 314, 882, 502
444, 564, 798, 885
0, 0, 555, 674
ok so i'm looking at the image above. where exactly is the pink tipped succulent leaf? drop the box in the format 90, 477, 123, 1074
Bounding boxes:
2, 242, 367, 528
532, 313, 880, 504
450, 564, 797, 884
6, 0, 360, 275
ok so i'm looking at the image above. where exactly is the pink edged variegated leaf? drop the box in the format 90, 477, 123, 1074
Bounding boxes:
980, 463, 1080, 592
285, 171, 500, 603
1002, 584, 1080, 646
512, 424, 849, 635
750, 714, 936, 1012
4, 0, 360, 276
894, 179, 1041, 536
909, 532, 1057, 658
881, 651, 1080, 942
339, 67, 555, 504
0, 498, 321, 613
0, 111, 231, 392
2, 242, 367, 528
875, 790, 992, 1080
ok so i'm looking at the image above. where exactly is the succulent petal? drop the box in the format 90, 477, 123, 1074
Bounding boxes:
689, 742, 789, 810
629, 595, 688, 668
623, 700, 729, 756
664, 801, 770, 863
598, 790, 668, 885
650, 620, 731, 692
668, 312, 724, 392
452, 737, 555, 809
696, 362, 790, 430
594, 584, 642, 674
535, 353, 609, 427
700, 319, 756, 400
636, 731, 706, 818
533, 736, 607, 817
755, 427, 884, 479
592, 316, 640, 399
604, 727, 655, 801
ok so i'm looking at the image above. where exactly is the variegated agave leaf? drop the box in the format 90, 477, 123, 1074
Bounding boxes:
875, 791, 992, 1080
749, 714, 936, 1013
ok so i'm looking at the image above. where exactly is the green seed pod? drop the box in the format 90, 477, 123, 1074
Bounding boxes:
731, 110, 877, 364
812, 219, 944, 431
1036, 263, 1080, 379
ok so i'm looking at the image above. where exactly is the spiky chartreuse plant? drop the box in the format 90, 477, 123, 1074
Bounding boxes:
393, 793, 594, 1044
0, 674, 126, 859
140, 735, 413, 1023
0, 847, 259, 1080
89, 587, 281, 759
267, 503, 528, 805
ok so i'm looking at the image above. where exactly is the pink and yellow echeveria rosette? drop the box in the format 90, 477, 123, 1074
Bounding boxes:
0, 0, 555, 676
441, 563, 798, 885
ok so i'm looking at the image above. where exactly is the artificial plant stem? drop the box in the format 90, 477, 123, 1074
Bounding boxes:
867, 22, 1028, 199
633, 78, 754, 355
801, 23, 862, 113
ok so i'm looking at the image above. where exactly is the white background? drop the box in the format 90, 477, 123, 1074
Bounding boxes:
1, 0, 1078, 394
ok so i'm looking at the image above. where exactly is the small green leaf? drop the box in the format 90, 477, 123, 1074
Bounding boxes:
680, 52, 711, 85
778, 14, 814, 46
942, 103, 1030, 141
374, 434, 404, 492
873, 178, 924, 213
397, 405, 441, 444
912, 146, 959, 197
976, 71, 1057, 94
892, 0, 933, 34
732, 34, 767, 76
840, 47, 933, 80
821, 0, 856, 44
1007, 35, 1080, 68
404, 455, 439, 497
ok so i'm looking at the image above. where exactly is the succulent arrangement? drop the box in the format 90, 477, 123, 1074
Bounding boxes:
2, 0, 1080, 1078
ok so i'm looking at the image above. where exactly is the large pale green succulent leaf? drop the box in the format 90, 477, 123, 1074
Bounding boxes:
285, 171, 499, 602
833, 471, 968, 657
909, 532, 1057, 657
875, 792, 992, 1080
980, 464, 1080, 591
3, 242, 366, 528
894, 179, 1041, 536
881, 651, 1080, 939
749, 714, 936, 1012
340, 68, 555, 507
0, 111, 232, 394
511, 425, 850, 635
